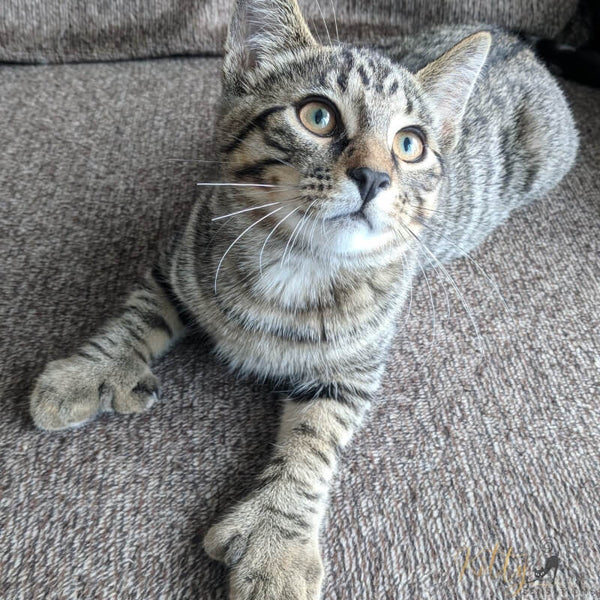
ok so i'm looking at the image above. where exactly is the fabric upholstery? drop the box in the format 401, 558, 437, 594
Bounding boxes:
0, 0, 580, 64
1, 56, 599, 598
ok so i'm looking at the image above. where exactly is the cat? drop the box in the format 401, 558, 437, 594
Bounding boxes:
530, 554, 560, 584
29, 0, 578, 598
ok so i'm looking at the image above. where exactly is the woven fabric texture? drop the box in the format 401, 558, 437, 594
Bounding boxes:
0, 0, 580, 64
0, 57, 599, 598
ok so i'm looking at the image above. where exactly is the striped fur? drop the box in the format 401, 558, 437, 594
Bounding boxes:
30, 271, 185, 430
29, 1, 578, 598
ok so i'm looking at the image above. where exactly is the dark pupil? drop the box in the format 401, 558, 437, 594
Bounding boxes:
403, 137, 412, 152
315, 109, 325, 125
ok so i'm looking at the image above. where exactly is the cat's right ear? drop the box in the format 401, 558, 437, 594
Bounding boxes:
224, 0, 316, 88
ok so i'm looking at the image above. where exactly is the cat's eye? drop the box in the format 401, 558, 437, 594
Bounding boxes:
298, 100, 337, 136
394, 128, 425, 162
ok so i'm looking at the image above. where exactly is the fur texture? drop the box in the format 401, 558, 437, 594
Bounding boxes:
29, 1, 578, 598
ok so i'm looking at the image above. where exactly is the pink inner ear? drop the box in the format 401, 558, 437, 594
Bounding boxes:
440, 121, 455, 144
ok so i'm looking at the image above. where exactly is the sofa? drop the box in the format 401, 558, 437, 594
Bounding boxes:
1, 1, 598, 598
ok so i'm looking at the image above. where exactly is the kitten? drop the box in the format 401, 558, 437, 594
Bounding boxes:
29, 0, 578, 597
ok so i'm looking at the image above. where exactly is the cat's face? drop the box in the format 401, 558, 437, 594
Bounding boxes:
220, 44, 444, 259
216, 0, 489, 267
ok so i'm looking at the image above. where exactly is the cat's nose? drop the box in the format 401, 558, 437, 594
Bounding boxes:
348, 167, 391, 205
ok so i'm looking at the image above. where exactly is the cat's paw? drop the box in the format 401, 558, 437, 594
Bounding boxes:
30, 354, 160, 430
204, 497, 324, 599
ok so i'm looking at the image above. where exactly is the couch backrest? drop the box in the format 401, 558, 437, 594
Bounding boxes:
0, 0, 579, 64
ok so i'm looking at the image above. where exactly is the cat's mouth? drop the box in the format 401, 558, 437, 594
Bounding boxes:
328, 208, 373, 229
346, 209, 375, 231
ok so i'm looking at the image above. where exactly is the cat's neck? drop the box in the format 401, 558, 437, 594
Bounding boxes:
205, 190, 412, 311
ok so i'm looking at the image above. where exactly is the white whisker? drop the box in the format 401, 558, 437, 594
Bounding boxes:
307, 210, 321, 253
418, 259, 437, 361
398, 250, 414, 333
212, 202, 281, 221
310, 17, 324, 45
281, 201, 316, 266
285, 201, 317, 263
214, 206, 283, 293
399, 221, 483, 351
415, 217, 509, 313
314, 0, 332, 46
329, 0, 340, 43
165, 158, 222, 164
197, 182, 294, 188
259, 207, 301, 275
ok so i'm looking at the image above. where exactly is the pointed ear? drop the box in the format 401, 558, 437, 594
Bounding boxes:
416, 32, 491, 151
224, 0, 316, 85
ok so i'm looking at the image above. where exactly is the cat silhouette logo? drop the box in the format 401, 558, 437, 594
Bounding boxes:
526, 538, 560, 586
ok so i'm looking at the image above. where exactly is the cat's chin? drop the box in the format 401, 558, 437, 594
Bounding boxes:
325, 217, 397, 257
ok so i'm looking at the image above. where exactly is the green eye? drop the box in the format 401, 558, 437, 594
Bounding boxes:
299, 100, 337, 136
394, 128, 425, 162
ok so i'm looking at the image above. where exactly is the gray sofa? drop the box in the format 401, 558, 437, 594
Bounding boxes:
1, 1, 598, 598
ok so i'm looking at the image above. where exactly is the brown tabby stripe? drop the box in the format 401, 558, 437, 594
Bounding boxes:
221, 105, 287, 154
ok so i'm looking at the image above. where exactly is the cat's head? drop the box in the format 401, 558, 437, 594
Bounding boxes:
215, 0, 490, 266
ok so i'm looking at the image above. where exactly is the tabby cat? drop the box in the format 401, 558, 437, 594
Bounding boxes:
30, 0, 578, 597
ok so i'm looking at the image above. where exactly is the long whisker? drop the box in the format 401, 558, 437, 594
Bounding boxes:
394, 225, 437, 357
397, 222, 452, 320
307, 209, 322, 253
164, 158, 222, 164
285, 201, 317, 263
399, 221, 483, 350
214, 206, 283, 293
212, 191, 308, 223
314, 0, 332, 46
398, 251, 414, 333
414, 217, 510, 313
212, 201, 281, 221
259, 207, 301, 275
401, 228, 452, 322
310, 17, 324, 45
281, 203, 315, 266
329, 0, 340, 43
197, 182, 297, 189
417, 259, 437, 361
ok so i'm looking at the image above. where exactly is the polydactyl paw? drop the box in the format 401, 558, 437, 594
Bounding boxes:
204, 493, 324, 600
30, 353, 160, 430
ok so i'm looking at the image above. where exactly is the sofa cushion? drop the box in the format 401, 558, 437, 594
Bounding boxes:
0, 56, 599, 597
1, 0, 580, 64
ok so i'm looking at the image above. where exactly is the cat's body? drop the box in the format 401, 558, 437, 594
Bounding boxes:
29, 2, 577, 598
164, 25, 576, 388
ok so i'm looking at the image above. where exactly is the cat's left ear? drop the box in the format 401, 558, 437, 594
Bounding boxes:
224, 0, 316, 88
416, 32, 492, 152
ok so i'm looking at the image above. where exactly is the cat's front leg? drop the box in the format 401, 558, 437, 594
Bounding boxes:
30, 269, 185, 430
204, 391, 369, 599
